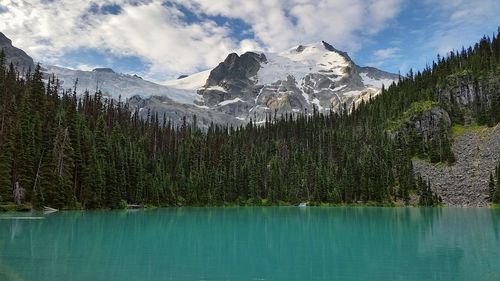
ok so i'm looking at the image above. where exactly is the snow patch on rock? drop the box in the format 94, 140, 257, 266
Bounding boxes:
360, 72, 394, 88
218, 98, 244, 106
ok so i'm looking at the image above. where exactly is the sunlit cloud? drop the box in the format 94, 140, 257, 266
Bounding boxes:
0, 0, 497, 81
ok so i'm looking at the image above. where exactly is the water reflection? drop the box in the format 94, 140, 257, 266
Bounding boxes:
492, 208, 500, 242
0, 208, 499, 281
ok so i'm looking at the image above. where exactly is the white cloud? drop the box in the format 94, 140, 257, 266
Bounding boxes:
75, 64, 104, 72
373, 47, 400, 60
176, 0, 403, 52
365, 47, 401, 70
422, 0, 500, 56
0, 0, 241, 80
0, 0, 404, 81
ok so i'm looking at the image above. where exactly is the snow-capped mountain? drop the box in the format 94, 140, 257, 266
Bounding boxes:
162, 41, 398, 123
1, 32, 398, 127
42, 66, 241, 130
44, 65, 199, 104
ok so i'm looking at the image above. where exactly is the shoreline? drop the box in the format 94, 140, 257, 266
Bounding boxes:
1, 202, 498, 213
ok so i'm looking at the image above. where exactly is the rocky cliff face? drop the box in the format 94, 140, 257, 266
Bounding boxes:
204, 52, 266, 91
389, 105, 452, 144
169, 41, 398, 123
438, 71, 500, 123
0, 32, 34, 73
406, 107, 452, 141
439, 72, 498, 106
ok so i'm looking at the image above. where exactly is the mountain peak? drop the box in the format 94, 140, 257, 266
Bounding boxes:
286, 41, 352, 62
0, 32, 12, 45
321, 41, 336, 51
321, 41, 351, 61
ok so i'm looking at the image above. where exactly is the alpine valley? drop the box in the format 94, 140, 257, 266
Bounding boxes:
0, 30, 499, 210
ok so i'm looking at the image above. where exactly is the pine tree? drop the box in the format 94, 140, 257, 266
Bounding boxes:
493, 163, 500, 204
0, 137, 13, 202
418, 176, 440, 206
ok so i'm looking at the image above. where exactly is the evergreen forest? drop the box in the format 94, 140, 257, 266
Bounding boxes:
0, 32, 499, 210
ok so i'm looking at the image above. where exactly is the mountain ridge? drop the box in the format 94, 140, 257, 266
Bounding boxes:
164, 41, 399, 123
1, 32, 397, 127
0, 32, 34, 73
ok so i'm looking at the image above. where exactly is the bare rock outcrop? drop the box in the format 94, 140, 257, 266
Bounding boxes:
0, 31, 34, 73
406, 106, 451, 142
413, 124, 500, 207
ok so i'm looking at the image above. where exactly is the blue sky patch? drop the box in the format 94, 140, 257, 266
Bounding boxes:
0, 5, 8, 13
89, 3, 122, 15
58, 48, 147, 75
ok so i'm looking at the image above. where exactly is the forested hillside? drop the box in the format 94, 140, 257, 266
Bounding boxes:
0, 32, 499, 210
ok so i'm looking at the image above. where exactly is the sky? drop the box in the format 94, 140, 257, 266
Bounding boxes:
0, 0, 498, 83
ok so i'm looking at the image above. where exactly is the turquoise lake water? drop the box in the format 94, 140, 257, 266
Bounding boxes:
1, 207, 499, 281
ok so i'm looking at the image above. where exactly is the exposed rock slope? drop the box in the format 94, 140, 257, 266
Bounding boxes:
391, 105, 452, 142
407, 107, 452, 141
439, 70, 500, 124
165, 41, 398, 123
0, 32, 34, 73
413, 124, 500, 207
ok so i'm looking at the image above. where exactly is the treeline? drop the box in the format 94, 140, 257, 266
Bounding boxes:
0, 31, 499, 209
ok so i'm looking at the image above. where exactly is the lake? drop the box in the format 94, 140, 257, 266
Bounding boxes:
1, 207, 499, 281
